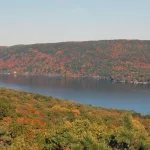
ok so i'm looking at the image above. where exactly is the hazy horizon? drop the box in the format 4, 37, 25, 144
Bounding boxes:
0, 0, 150, 46
1, 39, 150, 47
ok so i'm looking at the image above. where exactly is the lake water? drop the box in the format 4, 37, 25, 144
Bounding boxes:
0, 74, 150, 114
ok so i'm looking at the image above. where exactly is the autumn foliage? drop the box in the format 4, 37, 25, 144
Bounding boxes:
0, 40, 150, 82
0, 88, 150, 149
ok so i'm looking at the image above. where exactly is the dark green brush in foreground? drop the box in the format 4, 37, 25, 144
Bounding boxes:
0, 88, 150, 150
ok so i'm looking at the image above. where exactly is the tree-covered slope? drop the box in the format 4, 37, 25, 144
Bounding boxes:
0, 88, 150, 149
0, 40, 150, 81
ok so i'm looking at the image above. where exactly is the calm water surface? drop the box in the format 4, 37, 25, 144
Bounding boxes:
0, 74, 150, 114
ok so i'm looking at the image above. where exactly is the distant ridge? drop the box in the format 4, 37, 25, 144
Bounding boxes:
0, 40, 150, 82
1, 39, 150, 47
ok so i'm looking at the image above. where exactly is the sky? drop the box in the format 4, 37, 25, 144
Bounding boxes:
0, 0, 150, 46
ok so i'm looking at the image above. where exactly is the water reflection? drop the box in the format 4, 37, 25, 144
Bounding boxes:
0, 74, 150, 114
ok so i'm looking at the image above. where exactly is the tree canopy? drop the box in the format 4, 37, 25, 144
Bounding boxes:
0, 88, 150, 149
0, 40, 150, 82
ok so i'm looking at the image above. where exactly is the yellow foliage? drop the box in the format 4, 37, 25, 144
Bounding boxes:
51, 105, 70, 112
72, 109, 80, 115
132, 119, 145, 129
65, 121, 72, 127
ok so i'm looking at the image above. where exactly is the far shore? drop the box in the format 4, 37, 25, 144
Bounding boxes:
0, 72, 149, 85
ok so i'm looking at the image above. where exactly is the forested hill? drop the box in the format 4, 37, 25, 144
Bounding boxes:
0, 40, 150, 82
0, 88, 150, 149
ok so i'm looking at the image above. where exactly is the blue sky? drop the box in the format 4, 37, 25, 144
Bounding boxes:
0, 0, 150, 45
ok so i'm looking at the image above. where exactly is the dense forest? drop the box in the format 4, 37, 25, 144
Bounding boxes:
0, 40, 150, 82
0, 88, 150, 150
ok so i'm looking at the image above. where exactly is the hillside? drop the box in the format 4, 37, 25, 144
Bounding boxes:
0, 88, 150, 149
0, 40, 150, 82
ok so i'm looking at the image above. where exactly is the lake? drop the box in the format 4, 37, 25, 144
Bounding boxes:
0, 74, 150, 114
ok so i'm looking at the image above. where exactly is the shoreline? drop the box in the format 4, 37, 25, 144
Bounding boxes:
0, 87, 149, 115
0, 72, 149, 85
